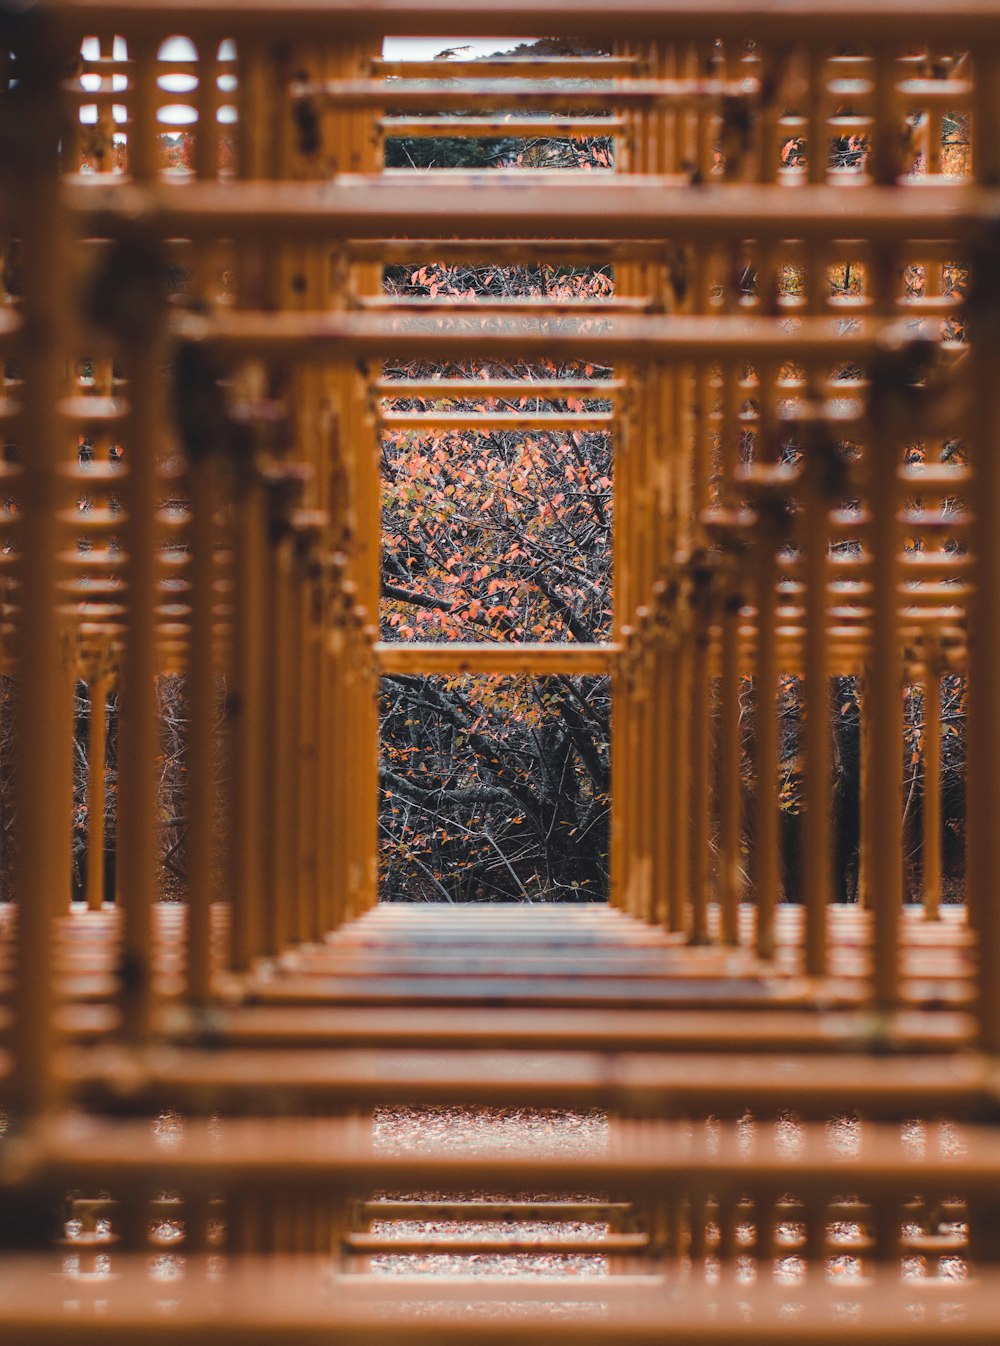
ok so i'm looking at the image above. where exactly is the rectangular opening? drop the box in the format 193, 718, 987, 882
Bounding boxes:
379, 673, 610, 903
380, 373, 614, 648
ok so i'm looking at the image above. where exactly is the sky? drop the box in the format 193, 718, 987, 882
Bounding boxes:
381, 37, 522, 60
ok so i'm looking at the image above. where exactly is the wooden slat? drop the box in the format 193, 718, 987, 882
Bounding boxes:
0, 1254, 998, 1343
15, 1114, 1000, 1202
376, 641, 616, 675
173, 311, 929, 362
47, 0, 1000, 43
64, 178, 994, 242
371, 58, 645, 79
344, 1233, 648, 1255
375, 378, 624, 397
312, 78, 758, 111
380, 115, 628, 137
61, 1043, 996, 1118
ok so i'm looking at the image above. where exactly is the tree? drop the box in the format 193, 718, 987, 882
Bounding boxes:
376, 35, 621, 903
379, 264, 615, 902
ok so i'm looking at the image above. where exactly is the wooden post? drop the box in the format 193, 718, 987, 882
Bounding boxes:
753, 507, 781, 960
9, 7, 70, 1117
184, 449, 219, 1007
688, 555, 713, 945
801, 431, 831, 980
113, 37, 168, 1044
868, 346, 906, 1017
85, 665, 110, 912
921, 636, 943, 922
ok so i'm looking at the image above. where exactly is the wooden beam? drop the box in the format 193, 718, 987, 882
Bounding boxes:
375, 641, 617, 675
48, 0, 1000, 44
65, 178, 993, 243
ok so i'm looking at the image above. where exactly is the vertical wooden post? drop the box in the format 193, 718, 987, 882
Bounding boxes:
868, 344, 906, 1017
922, 637, 943, 922
688, 556, 712, 945
752, 504, 781, 960
967, 66, 1000, 1042
113, 36, 168, 1044
857, 668, 872, 909
717, 369, 745, 945
269, 519, 298, 954
801, 430, 831, 980
9, 7, 70, 1117
85, 667, 110, 912
327, 563, 351, 930
184, 447, 219, 1007
230, 453, 268, 973
650, 341, 675, 928
610, 359, 633, 910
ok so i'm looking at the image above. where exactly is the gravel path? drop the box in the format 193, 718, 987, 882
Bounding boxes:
369, 1107, 612, 1277
366, 1109, 971, 1282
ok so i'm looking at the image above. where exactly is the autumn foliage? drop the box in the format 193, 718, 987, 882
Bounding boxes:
378, 269, 615, 902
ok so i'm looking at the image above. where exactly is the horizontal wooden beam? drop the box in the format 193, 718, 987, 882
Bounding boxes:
360, 1198, 632, 1220
65, 178, 990, 244
350, 233, 968, 265
375, 641, 616, 675
351, 237, 664, 264
370, 58, 644, 79
48, 0, 1000, 45
308, 78, 757, 111
362, 296, 649, 313
62, 1043, 994, 1117
6, 1254, 1000, 1343
17, 1113, 1000, 1199
378, 410, 615, 430
379, 115, 628, 137
173, 311, 934, 362
375, 378, 623, 396
313, 75, 975, 114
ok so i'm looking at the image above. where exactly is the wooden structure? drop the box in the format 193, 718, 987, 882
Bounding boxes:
0, 1, 999, 1338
